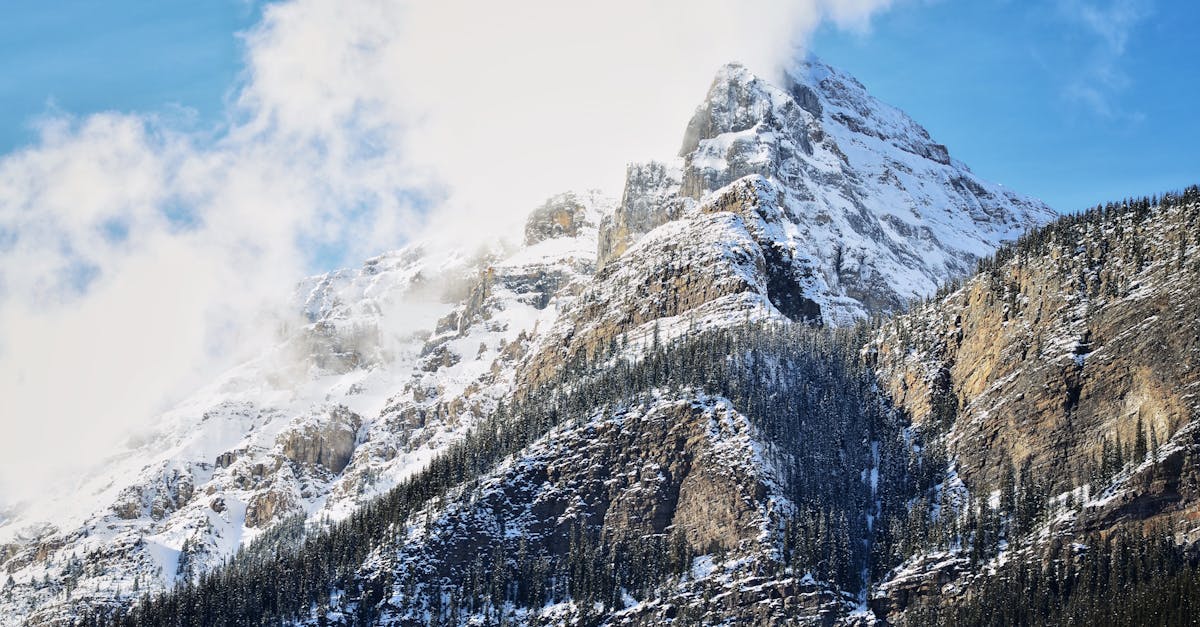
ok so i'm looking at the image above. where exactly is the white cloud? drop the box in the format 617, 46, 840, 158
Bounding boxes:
1057, 0, 1152, 118
0, 0, 896, 504
1063, 0, 1149, 54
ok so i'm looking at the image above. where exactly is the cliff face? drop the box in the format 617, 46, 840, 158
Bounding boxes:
876, 193, 1200, 498
869, 191, 1200, 620
362, 394, 873, 626
391, 396, 781, 580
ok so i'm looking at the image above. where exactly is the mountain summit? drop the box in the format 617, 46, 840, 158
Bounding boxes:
2, 57, 1057, 626
599, 60, 1051, 325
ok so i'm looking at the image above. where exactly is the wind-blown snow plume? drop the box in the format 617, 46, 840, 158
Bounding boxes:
0, 0, 896, 503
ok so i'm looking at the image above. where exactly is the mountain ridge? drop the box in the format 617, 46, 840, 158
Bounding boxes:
1, 56, 1058, 626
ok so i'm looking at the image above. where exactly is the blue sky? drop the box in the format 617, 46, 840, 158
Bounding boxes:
0, 0, 261, 148
0, 0, 1195, 214
812, 0, 1199, 213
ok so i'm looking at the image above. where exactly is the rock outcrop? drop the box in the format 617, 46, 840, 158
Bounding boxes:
362, 396, 834, 626
278, 405, 362, 474
874, 195, 1200, 496
523, 191, 603, 246
868, 191, 1200, 620
596, 162, 684, 268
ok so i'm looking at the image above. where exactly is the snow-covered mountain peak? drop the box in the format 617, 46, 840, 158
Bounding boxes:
598, 57, 1056, 323
3, 56, 1058, 625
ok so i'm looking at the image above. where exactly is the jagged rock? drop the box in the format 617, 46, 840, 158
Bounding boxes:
111, 489, 143, 520
873, 200, 1200, 493
596, 60, 1051, 331
418, 344, 461, 372
522, 207, 776, 388
245, 489, 296, 529
597, 161, 684, 268
872, 553, 966, 617
278, 406, 362, 473
523, 191, 600, 245
866, 193, 1200, 620
378, 397, 783, 600
698, 176, 823, 322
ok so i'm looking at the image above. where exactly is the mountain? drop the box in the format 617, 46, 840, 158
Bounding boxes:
598, 60, 1049, 323
94, 187, 1200, 627
0, 190, 614, 625
0, 56, 1066, 626
869, 188, 1200, 623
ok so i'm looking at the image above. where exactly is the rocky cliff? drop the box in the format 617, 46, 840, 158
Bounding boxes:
867, 189, 1200, 621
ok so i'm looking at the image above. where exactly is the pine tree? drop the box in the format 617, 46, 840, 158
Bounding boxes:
1135, 415, 1148, 462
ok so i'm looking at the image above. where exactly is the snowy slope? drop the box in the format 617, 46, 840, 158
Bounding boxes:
0, 192, 613, 625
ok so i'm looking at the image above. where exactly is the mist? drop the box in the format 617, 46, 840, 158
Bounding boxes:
0, 0, 895, 509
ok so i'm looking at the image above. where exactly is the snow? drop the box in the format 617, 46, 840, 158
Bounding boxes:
691, 555, 716, 580
0, 200, 612, 622
667, 61, 1055, 324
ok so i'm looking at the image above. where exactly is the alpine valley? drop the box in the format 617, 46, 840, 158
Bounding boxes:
4, 56, 1200, 627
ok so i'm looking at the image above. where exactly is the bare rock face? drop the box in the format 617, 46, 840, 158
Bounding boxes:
110, 465, 198, 521
524, 175, 835, 389
874, 198, 1200, 496
523, 191, 600, 245
371, 397, 791, 616
698, 176, 823, 322
596, 161, 684, 269
868, 193, 1200, 620
245, 488, 297, 529
278, 405, 362, 474
521, 206, 774, 388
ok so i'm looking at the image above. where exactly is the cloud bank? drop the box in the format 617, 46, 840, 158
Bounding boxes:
0, 0, 896, 505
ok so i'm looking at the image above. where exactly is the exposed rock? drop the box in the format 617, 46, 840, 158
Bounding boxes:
523, 191, 600, 245
522, 207, 775, 388
376, 397, 786, 606
873, 199, 1200, 495
867, 193, 1200, 620
245, 489, 297, 529
278, 405, 362, 474
596, 161, 684, 269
